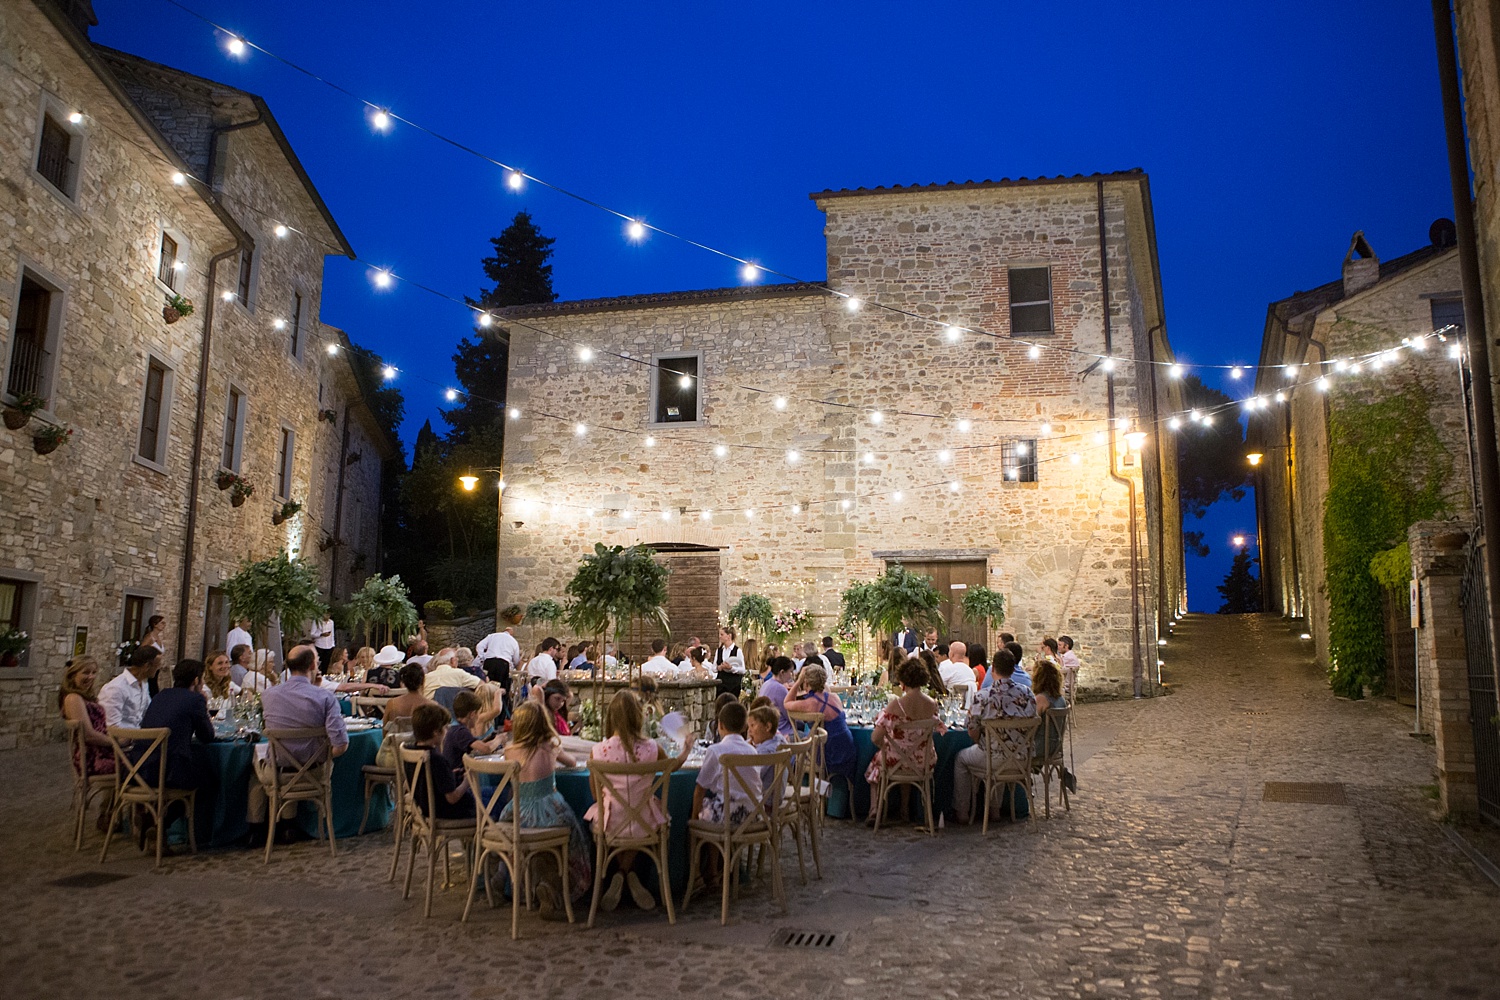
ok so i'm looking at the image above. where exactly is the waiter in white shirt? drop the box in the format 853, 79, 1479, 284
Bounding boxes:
226, 618, 254, 656
475, 624, 521, 676
310, 617, 336, 671
713, 625, 746, 696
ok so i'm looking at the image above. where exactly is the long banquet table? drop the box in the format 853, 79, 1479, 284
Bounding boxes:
841, 724, 1027, 821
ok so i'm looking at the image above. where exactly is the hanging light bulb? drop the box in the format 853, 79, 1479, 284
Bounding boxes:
445, 388, 458, 401
863, 452, 875, 465
226, 36, 247, 57
869, 410, 883, 425
845, 296, 862, 313
1284, 365, 1298, 379
171, 171, 187, 185
791, 503, 802, 514
958, 419, 972, 433
892, 491, 903, 502
1230, 366, 1243, 379
1069, 453, 1082, 464
577, 347, 594, 362
1275, 391, 1286, 403
574, 422, 587, 436
1168, 364, 1183, 378
1334, 359, 1349, 372
1411, 337, 1427, 352
660, 509, 671, 521
701, 509, 713, 521
477, 312, 493, 328
644, 435, 656, 447
714, 445, 728, 458
1449, 343, 1463, 359
945, 326, 962, 342
370, 108, 392, 132
325, 343, 338, 356
1202, 415, 1215, 426
1040, 422, 1052, 436
741, 263, 759, 283
1189, 410, 1202, 423
949, 481, 960, 492
841, 499, 851, 509
626, 219, 646, 242
1101, 357, 1116, 372
937, 449, 952, 463
372, 268, 393, 289
507, 169, 524, 191
381, 365, 397, 380
1168, 417, 1182, 430
273, 224, 289, 238
508, 407, 520, 419
786, 449, 800, 463
774, 396, 787, 410
67, 111, 83, 124
744, 508, 755, 520
1093, 431, 1107, 445
272, 318, 287, 331
1016, 442, 1029, 456
1028, 344, 1041, 360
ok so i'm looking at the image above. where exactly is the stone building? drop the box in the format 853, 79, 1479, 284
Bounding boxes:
498, 172, 1184, 696
1248, 225, 1472, 697
0, 0, 392, 748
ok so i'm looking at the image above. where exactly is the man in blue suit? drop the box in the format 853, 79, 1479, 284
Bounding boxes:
892, 626, 918, 653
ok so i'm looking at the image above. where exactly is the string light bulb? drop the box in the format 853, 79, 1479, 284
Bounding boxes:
372, 269, 393, 289
1168, 417, 1182, 430
477, 312, 493, 328
945, 326, 962, 342
626, 219, 646, 242
714, 445, 728, 458
863, 452, 875, 465
744, 508, 755, 520
381, 365, 397, 380
869, 411, 883, 425
272, 318, 286, 330
701, 509, 713, 521
773, 396, 787, 410
841, 499, 851, 509
791, 503, 802, 514
574, 422, 587, 436
227, 36, 247, 57
1449, 343, 1463, 359
958, 419, 972, 433
1040, 422, 1052, 436
660, 509, 671, 521
507, 170, 524, 191
1102, 357, 1116, 372
1016, 442, 1029, 456
1284, 365, 1298, 378
274, 224, 289, 238
221, 290, 235, 302
949, 481, 960, 492
578, 347, 594, 362
845, 296, 862, 313
1275, 391, 1286, 403
508, 407, 520, 419
370, 108, 392, 132
741, 263, 759, 283
325, 343, 338, 356
1168, 364, 1183, 378
171, 171, 186, 185
1230, 366, 1243, 379
1028, 344, 1041, 360
1094, 431, 1107, 445
1069, 453, 1081, 464
445, 389, 458, 401
679, 374, 692, 389
937, 449, 952, 463
645, 435, 656, 447
892, 491, 903, 502
786, 449, 800, 463
67, 111, 83, 124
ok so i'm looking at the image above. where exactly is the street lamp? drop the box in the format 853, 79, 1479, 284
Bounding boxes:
1247, 452, 1264, 466
458, 474, 478, 491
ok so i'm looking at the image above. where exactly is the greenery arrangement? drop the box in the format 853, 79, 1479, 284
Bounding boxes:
229, 477, 256, 506
564, 543, 670, 698
836, 580, 878, 663
1368, 541, 1413, 591
272, 500, 302, 525
164, 292, 195, 320
727, 593, 775, 638
0, 626, 30, 658
770, 607, 811, 641
1323, 385, 1451, 697
32, 423, 71, 454
500, 603, 524, 624
865, 563, 944, 637
423, 599, 456, 621
959, 586, 1006, 631
525, 598, 565, 624
220, 549, 328, 637
344, 573, 420, 648
3, 391, 45, 429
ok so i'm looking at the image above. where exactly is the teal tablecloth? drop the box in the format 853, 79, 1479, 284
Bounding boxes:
845, 725, 1026, 821
555, 766, 700, 893
201, 726, 389, 847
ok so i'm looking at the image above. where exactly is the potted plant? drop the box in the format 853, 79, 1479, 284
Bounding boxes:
32, 423, 71, 455
0, 626, 29, 667
960, 585, 1006, 631
727, 593, 775, 640
271, 499, 302, 525
214, 469, 238, 491
423, 599, 455, 622
163, 293, 195, 324
318, 408, 337, 423
837, 580, 878, 674
866, 563, 944, 639
220, 549, 329, 650
564, 543, 671, 702
524, 598, 565, 626
230, 477, 256, 508
343, 573, 419, 648
3, 391, 45, 431
500, 603, 524, 626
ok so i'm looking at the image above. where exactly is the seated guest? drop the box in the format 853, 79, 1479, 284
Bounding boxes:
240, 648, 279, 693
136, 658, 218, 849
201, 650, 240, 700
527, 637, 563, 684
366, 645, 405, 688
58, 656, 116, 783
406, 703, 474, 820
865, 656, 943, 822
953, 649, 1037, 824
1058, 635, 1081, 701
1032, 658, 1069, 748
350, 645, 377, 685
783, 664, 858, 792
916, 649, 948, 698
692, 702, 762, 886
406, 639, 433, 671
454, 646, 483, 680
501, 702, 593, 916
326, 645, 350, 677
998, 632, 1016, 647
939, 640, 978, 696
383, 664, 434, 725
632, 675, 665, 720
821, 636, 846, 670
705, 692, 738, 743
640, 639, 678, 678
747, 704, 784, 797
683, 644, 713, 680
100, 645, 159, 729
248, 645, 348, 836
533, 678, 573, 736
422, 648, 481, 698
759, 656, 797, 738
985, 641, 1033, 690
585, 690, 684, 911
676, 636, 703, 674
968, 644, 989, 689
443, 690, 504, 766
229, 643, 254, 686
473, 681, 505, 729
879, 645, 907, 686
790, 642, 805, 669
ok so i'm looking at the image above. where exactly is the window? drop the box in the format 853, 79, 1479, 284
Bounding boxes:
235, 240, 257, 309
122, 594, 151, 645
158, 232, 180, 289
289, 290, 304, 357
1001, 438, 1038, 483
0, 579, 23, 633
1008, 266, 1053, 336
5, 270, 64, 408
32, 98, 84, 201
203, 586, 229, 657
221, 383, 246, 472
650, 352, 702, 424
0, 575, 38, 667
1431, 297, 1465, 336
276, 426, 295, 500
135, 357, 173, 467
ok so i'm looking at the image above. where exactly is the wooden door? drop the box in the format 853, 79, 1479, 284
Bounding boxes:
888, 560, 987, 648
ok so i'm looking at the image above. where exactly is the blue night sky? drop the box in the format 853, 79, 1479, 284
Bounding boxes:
94, 0, 1453, 610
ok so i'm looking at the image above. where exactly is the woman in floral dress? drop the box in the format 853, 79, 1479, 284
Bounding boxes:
864, 656, 944, 821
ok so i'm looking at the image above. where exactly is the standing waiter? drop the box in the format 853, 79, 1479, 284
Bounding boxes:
713, 625, 746, 696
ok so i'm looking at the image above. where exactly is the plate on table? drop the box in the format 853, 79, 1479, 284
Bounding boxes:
345, 719, 380, 732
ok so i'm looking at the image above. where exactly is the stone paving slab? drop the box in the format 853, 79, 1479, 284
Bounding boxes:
2, 613, 1498, 999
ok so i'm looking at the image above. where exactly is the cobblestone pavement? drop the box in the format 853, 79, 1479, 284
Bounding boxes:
4, 613, 1499, 999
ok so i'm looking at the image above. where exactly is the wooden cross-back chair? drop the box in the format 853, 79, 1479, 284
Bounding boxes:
585, 756, 679, 927
260, 727, 336, 862
461, 755, 575, 936
870, 716, 939, 834
399, 746, 477, 919
683, 750, 792, 925
99, 726, 197, 868
66, 719, 114, 851
965, 716, 1041, 835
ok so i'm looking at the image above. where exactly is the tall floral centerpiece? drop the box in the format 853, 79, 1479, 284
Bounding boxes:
220, 549, 328, 650
837, 580, 879, 674
564, 543, 671, 707
343, 573, 420, 649
867, 564, 944, 652
959, 585, 1006, 650
770, 607, 811, 643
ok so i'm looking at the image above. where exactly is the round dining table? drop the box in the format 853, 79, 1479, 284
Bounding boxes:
553, 764, 701, 893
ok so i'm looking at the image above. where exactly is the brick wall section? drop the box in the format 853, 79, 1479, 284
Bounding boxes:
0, 6, 385, 747
1456, 0, 1500, 432
1409, 519, 1478, 817
498, 178, 1179, 696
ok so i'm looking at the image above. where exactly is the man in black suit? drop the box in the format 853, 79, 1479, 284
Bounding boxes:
135, 658, 218, 850
820, 636, 846, 670
893, 626, 918, 653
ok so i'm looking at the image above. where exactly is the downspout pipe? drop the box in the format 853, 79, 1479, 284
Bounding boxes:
176, 245, 243, 655
330, 403, 353, 601
1144, 320, 1167, 685
1433, 0, 1500, 696
1098, 180, 1145, 697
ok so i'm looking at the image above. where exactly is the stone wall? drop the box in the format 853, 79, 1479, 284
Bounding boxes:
1409, 518, 1478, 817
1456, 0, 1500, 427
0, 8, 385, 747
498, 177, 1177, 697
425, 612, 495, 656
560, 674, 719, 734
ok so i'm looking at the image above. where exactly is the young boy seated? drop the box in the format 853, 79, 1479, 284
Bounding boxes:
407, 703, 474, 820
443, 690, 505, 768
692, 701, 761, 826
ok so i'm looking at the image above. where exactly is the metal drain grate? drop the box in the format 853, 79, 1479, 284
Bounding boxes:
1262, 782, 1347, 805
50, 871, 133, 889
771, 928, 847, 950
1244, 711, 1273, 716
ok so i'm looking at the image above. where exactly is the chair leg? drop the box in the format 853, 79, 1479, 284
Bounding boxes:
981, 778, 992, 837
805, 803, 822, 878
186, 793, 198, 854
462, 847, 485, 923
359, 781, 373, 836
771, 838, 787, 913
872, 776, 884, 832
559, 843, 576, 924
98, 796, 124, 864
73, 789, 85, 852
587, 840, 606, 929
682, 837, 701, 913
326, 793, 337, 857
719, 845, 732, 926
658, 838, 676, 925
792, 816, 807, 885
402, 832, 419, 900
263, 794, 278, 863
388, 812, 404, 882
153, 803, 166, 869
923, 776, 935, 835
510, 854, 520, 940
424, 838, 437, 918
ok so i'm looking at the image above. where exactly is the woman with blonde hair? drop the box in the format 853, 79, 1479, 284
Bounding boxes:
58, 656, 114, 776
201, 649, 239, 699
499, 702, 592, 917
584, 690, 685, 911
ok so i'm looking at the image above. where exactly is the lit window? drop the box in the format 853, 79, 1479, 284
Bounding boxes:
651, 352, 702, 424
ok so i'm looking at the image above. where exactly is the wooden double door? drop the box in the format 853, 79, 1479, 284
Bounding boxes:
889, 559, 988, 647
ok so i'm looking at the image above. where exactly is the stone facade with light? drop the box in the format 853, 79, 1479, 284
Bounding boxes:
499, 173, 1184, 696
1250, 228, 1472, 677
0, 1, 391, 748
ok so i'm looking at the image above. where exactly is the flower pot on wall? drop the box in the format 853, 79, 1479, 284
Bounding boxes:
33, 435, 61, 455
3, 407, 30, 430
231, 492, 247, 508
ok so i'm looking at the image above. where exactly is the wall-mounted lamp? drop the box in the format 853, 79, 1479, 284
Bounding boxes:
1247, 452, 1264, 467
458, 475, 478, 491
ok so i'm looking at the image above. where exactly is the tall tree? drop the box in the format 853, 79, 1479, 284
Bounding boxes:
445, 212, 558, 442
1177, 375, 1250, 556
1216, 550, 1262, 613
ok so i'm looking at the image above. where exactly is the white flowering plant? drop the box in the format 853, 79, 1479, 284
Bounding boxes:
0, 627, 30, 657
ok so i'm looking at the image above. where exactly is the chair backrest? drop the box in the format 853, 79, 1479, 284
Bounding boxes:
350, 695, 392, 718
776, 736, 814, 813
788, 710, 826, 735
713, 751, 791, 838
1038, 706, 1069, 764
263, 727, 333, 795
800, 728, 828, 787
977, 716, 1041, 777
106, 726, 170, 800
883, 716, 938, 776
463, 754, 520, 845
586, 756, 678, 842
397, 745, 438, 832
64, 719, 87, 784
432, 686, 463, 713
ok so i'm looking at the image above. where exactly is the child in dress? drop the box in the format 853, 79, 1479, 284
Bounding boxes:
499, 701, 593, 919
748, 705, 784, 808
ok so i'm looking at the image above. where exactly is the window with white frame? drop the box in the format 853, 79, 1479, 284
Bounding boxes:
5, 268, 66, 409
135, 356, 174, 467
1008, 266, 1053, 336
33, 95, 85, 201
649, 351, 702, 425
1001, 438, 1038, 483
275, 425, 295, 500
158, 230, 183, 290
221, 382, 247, 472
